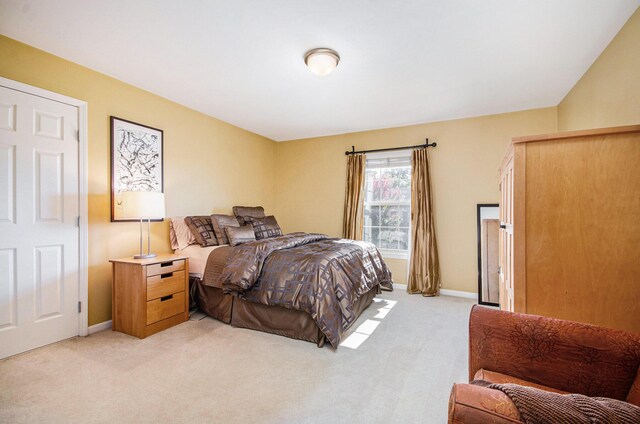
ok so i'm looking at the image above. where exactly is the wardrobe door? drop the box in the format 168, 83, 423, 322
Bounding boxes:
499, 152, 515, 312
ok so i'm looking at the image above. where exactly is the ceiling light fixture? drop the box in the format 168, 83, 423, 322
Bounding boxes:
304, 48, 340, 77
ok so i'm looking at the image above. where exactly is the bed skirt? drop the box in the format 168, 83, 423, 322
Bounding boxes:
192, 278, 378, 347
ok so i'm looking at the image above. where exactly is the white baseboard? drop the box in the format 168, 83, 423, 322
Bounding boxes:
88, 320, 112, 335
440, 289, 477, 299
393, 283, 477, 299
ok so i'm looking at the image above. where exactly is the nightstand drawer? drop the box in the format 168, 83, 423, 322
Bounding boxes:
147, 270, 185, 300
147, 259, 185, 277
147, 291, 186, 325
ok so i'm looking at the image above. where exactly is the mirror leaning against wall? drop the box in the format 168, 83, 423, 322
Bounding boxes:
477, 204, 500, 306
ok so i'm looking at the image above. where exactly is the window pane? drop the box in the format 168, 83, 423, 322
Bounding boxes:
372, 173, 382, 201
371, 227, 380, 247
363, 226, 372, 244
381, 227, 407, 250
364, 206, 372, 226
381, 205, 404, 227
378, 167, 411, 202
398, 228, 410, 250
370, 205, 380, 226
379, 227, 393, 250
364, 169, 378, 203
400, 205, 410, 227
398, 167, 411, 201
364, 205, 380, 226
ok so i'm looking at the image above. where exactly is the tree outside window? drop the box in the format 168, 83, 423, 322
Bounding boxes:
363, 164, 411, 254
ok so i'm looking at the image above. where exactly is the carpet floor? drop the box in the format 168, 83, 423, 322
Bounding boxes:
0, 289, 475, 423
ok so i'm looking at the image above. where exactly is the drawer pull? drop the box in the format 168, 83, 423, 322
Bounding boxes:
160, 272, 173, 279
160, 261, 174, 268
160, 295, 173, 302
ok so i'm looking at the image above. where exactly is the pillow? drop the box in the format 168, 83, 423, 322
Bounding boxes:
233, 206, 265, 226
210, 214, 241, 245
225, 225, 256, 247
184, 216, 218, 247
169, 217, 198, 250
244, 215, 283, 240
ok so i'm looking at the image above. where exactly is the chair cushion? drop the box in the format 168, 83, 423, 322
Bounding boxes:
474, 369, 569, 395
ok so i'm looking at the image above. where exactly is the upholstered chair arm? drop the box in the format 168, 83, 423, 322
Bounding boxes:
448, 383, 522, 424
467, 305, 640, 400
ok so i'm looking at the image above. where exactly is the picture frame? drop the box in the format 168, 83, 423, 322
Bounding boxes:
110, 116, 164, 222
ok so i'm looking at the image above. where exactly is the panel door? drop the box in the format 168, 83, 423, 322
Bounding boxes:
0, 86, 79, 359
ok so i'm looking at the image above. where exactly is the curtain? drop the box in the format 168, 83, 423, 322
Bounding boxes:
408, 149, 440, 296
342, 153, 365, 240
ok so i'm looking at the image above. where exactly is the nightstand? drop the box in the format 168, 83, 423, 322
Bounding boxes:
110, 254, 189, 338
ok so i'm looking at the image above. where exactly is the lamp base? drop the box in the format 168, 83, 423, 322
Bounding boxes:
134, 253, 157, 259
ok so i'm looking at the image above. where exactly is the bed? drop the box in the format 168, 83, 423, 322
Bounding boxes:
172, 212, 393, 348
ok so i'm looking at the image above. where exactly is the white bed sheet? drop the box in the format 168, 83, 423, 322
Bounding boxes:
175, 244, 228, 279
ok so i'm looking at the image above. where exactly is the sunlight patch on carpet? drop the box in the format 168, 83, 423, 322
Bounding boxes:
340, 297, 397, 349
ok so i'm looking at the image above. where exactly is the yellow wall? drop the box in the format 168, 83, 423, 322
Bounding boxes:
276, 108, 557, 292
3, 5, 636, 323
558, 7, 640, 130
0, 36, 278, 326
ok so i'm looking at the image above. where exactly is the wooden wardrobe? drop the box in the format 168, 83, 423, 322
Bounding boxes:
498, 125, 640, 333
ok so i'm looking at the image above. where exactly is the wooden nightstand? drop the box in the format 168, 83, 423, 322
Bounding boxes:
110, 254, 189, 338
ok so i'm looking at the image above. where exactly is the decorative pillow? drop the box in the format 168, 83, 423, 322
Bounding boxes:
169, 217, 198, 250
244, 215, 283, 240
210, 214, 241, 245
233, 206, 265, 226
184, 216, 218, 247
225, 225, 256, 247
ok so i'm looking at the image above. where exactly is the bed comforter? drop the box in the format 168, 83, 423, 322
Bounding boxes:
216, 232, 393, 347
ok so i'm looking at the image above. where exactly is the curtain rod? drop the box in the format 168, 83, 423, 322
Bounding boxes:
344, 139, 437, 156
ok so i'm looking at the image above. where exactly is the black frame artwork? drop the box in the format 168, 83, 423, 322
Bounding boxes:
110, 116, 164, 222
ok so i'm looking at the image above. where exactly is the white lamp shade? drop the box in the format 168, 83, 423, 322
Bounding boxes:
121, 191, 165, 219
305, 49, 340, 77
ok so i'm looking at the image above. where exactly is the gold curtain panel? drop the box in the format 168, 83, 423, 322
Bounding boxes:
342, 154, 365, 240
408, 149, 440, 296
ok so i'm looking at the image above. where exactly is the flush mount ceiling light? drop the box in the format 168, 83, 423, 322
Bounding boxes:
304, 48, 340, 77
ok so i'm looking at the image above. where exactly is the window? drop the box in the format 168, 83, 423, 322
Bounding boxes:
363, 153, 411, 257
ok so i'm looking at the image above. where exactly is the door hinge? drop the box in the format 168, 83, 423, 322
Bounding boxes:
78, 301, 82, 313
76, 216, 80, 227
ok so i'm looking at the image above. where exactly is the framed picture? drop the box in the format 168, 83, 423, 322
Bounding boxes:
110, 116, 164, 222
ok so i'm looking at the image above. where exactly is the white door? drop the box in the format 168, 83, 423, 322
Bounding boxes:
0, 86, 80, 358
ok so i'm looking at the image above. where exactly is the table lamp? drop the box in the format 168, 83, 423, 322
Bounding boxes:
121, 191, 165, 259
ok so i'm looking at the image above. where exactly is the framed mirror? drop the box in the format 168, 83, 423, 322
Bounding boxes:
477, 204, 500, 306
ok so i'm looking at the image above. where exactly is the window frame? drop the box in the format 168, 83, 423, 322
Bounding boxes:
362, 150, 412, 260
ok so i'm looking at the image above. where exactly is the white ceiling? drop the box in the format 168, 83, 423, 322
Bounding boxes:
1, 1, 638, 141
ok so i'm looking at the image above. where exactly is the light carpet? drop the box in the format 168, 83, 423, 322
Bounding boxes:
0, 290, 475, 423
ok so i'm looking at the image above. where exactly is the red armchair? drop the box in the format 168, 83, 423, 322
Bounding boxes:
448, 305, 640, 423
